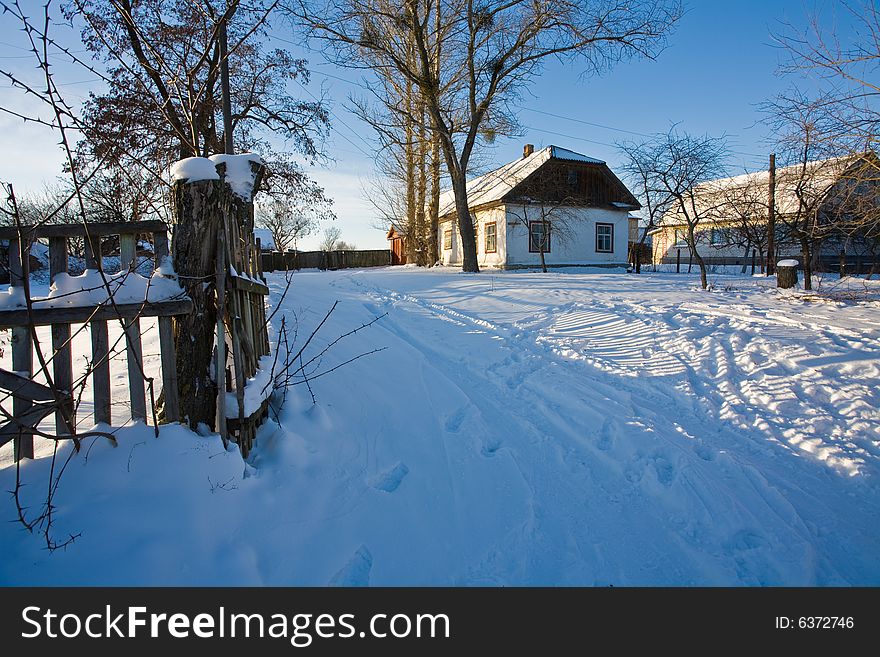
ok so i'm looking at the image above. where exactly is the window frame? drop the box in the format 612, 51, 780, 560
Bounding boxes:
443, 229, 452, 251
528, 220, 551, 253
595, 222, 614, 253
484, 221, 497, 253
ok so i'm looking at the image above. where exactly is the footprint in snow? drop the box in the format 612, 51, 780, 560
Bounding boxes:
481, 437, 502, 457
370, 462, 409, 493
328, 545, 373, 587
444, 407, 468, 433
597, 417, 617, 451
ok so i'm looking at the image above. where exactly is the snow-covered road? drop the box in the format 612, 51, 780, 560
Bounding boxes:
2, 267, 878, 585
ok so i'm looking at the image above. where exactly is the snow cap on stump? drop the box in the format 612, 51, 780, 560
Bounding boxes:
209, 153, 264, 200
170, 153, 264, 200
170, 157, 220, 183
777, 259, 799, 268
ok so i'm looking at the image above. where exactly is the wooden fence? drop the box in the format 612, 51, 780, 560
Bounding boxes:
218, 201, 271, 457
261, 248, 392, 272
0, 221, 192, 461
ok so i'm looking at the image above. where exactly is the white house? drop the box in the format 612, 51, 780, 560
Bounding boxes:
651, 153, 880, 269
438, 145, 640, 268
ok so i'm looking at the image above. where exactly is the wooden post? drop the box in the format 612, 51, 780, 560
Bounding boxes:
676, 248, 681, 273
215, 222, 228, 444
751, 248, 757, 276
49, 236, 74, 435
84, 234, 111, 425
8, 238, 33, 460
767, 153, 776, 276
153, 231, 180, 423
120, 233, 147, 421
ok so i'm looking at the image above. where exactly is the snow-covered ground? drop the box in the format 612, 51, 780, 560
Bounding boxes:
1, 267, 878, 585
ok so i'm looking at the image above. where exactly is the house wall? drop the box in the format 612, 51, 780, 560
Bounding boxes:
503, 205, 629, 267
651, 222, 873, 266
438, 207, 508, 268
652, 226, 754, 264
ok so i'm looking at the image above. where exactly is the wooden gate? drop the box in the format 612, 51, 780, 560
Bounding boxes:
0, 221, 192, 461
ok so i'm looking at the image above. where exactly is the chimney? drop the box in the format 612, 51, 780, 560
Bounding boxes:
523, 143, 534, 158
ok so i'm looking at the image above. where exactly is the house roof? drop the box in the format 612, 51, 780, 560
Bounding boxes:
661, 153, 873, 226
252, 228, 275, 250
437, 146, 607, 218
386, 223, 405, 239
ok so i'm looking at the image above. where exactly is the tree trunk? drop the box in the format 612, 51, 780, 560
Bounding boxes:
415, 102, 428, 266
427, 129, 441, 265
687, 227, 708, 289
801, 239, 813, 291
450, 169, 478, 272
167, 175, 225, 429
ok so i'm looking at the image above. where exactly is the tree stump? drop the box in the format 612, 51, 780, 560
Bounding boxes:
777, 259, 799, 289
166, 172, 226, 429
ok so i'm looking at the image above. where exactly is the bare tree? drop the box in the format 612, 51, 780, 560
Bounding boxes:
775, 1, 880, 155
505, 203, 578, 273
617, 139, 675, 273
290, 0, 681, 273
320, 225, 342, 251
716, 177, 772, 273
762, 93, 851, 290
642, 129, 730, 290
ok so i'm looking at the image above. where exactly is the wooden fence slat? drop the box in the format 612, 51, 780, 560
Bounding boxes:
215, 221, 228, 443
120, 234, 146, 422
8, 238, 34, 460
157, 316, 180, 423
84, 236, 111, 425
153, 230, 169, 267
49, 236, 74, 435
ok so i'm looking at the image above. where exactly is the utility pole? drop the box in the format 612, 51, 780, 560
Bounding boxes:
219, 12, 234, 155
766, 153, 776, 275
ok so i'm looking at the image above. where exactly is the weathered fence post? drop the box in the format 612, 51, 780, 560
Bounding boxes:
84, 232, 111, 425
777, 259, 799, 289
120, 234, 147, 421
8, 238, 33, 460
167, 164, 226, 430
676, 248, 681, 273
49, 236, 75, 435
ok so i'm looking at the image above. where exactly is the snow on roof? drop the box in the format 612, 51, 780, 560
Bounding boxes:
252, 228, 275, 250
437, 145, 605, 217
661, 154, 867, 226
549, 146, 604, 164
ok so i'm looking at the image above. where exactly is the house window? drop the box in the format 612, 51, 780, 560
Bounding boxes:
567, 169, 578, 186
674, 228, 687, 246
485, 222, 497, 253
596, 223, 614, 253
710, 227, 729, 245
529, 221, 551, 253
443, 229, 452, 251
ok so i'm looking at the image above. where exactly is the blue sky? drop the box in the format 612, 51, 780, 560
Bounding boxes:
0, 1, 847, 249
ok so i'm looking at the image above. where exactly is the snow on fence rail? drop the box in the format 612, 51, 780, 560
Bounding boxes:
0, 220, 191, 461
